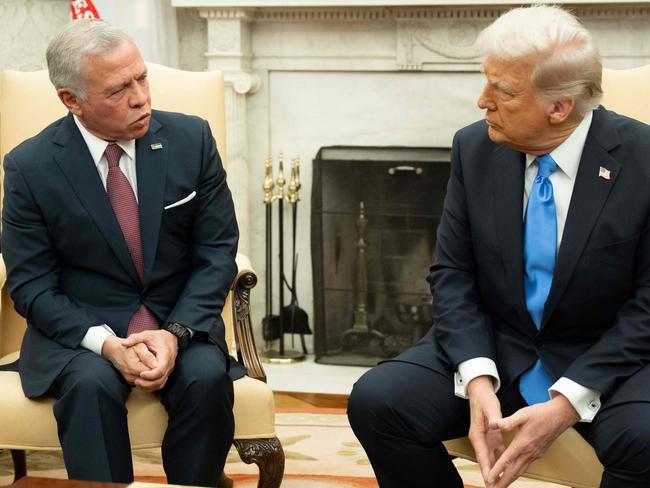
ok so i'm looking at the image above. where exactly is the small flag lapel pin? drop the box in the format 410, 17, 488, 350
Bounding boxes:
150, 142, 163, 150
598, 166, 611, 181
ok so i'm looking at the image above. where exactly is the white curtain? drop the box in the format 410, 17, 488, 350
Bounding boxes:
92, 0, 179, 67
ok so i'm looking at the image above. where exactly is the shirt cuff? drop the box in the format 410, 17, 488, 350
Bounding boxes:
80, 324, 116, 355
549, 377, 601, 423
454, 357, 501, 399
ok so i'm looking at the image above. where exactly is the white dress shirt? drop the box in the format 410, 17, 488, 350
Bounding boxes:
455, 111, 602, 422
73, 115, 137, 355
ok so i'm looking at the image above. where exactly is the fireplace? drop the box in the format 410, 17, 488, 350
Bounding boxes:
311, 146, 451, 366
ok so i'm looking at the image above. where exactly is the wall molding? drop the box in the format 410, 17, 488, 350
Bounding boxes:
199, 8, 255, 20
194, 5, 650, 23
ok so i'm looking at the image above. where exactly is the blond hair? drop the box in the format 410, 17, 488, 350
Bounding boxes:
476, 5, 602, 116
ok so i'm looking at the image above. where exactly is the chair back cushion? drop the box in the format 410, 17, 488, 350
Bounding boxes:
602, 65, 650, 125
0, 65, 231, 357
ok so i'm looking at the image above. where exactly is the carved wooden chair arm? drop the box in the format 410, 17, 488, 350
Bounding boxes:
232, 254, 266, 383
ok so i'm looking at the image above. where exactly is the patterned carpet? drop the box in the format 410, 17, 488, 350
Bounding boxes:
0, 409, 563, 487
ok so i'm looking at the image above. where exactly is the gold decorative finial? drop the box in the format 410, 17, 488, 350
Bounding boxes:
263, 156, 275, 204
287, 156, 301, 204
274, 152, 286, 201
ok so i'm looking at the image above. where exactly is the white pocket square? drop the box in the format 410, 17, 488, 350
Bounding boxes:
164, 191, 197, 210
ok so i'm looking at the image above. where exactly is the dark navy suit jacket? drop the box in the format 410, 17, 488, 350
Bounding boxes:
396, 107, 650, 406
2, 110, 244, 398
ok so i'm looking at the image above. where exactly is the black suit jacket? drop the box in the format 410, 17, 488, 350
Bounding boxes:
2, 110, 244, 398
397, 107, 650, 404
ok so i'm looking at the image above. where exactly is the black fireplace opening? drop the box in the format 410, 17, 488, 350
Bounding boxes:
311, 146, 451, 366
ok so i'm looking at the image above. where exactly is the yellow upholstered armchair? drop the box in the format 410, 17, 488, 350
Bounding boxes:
444, 64, 650, 488
0, 64, 284, 488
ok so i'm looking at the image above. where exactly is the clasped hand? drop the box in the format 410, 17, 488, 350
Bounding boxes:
102, 330, 179, 391
467, 376, 579, 488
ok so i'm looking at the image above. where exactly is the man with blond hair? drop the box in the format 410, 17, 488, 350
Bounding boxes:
349, 6, 650, 488
2, 20, 243, 485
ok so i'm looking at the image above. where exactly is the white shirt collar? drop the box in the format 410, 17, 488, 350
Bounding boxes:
73, 115, 136, 164
525, 110, 594, 180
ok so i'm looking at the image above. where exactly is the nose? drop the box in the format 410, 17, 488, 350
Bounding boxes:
477, 84, 496, 111
129, 80, 149, 108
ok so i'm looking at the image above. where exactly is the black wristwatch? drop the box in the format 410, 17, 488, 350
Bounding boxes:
162, 322, 192, 350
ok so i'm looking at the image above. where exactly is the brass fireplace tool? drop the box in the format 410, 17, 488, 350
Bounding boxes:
261, 157, 277, 352
260, 154, 308, 364
285, 158, 312, 353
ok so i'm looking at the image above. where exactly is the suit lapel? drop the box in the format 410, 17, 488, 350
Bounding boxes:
136, 115, 167, 287
542, 109, 621, 326
492, 145, 537, 334
52, 114, 141, 286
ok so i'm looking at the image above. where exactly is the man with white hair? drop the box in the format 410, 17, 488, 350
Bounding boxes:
349, 6, 650, 488
2, 20, 243, 485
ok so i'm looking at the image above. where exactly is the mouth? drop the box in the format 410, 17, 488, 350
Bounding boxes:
133, 113, 150, 125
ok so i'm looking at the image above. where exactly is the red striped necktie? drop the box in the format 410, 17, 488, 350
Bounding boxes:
105, 143, 159, 335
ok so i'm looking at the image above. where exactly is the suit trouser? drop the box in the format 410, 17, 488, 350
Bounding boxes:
49, 340, 234, 486
348, 359, 650, 488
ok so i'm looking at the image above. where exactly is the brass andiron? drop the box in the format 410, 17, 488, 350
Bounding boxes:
261, 154, 306, 364
341, 202, 385, 351
353, 201, 368, 329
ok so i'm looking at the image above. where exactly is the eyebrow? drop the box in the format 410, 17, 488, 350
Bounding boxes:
104, 70, 147, 95
492, 80, 515, 94
105, 82, 128, 95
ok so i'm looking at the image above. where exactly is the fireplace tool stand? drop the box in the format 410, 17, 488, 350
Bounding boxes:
261, 154, 306, 364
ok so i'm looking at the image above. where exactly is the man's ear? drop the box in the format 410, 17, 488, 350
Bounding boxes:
57, 89, 82, 116
548, 97, 576, 125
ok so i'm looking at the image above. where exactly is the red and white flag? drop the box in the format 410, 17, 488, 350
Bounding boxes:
70, 0, 101, 20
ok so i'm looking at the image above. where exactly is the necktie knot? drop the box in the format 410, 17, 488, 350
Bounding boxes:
105, 143, 123, 169
535, 154, 557, 179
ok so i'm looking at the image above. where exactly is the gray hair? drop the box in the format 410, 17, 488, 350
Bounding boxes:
476, 5, 603, 117
46, 20, 132, 100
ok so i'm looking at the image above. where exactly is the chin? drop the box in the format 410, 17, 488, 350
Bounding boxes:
131, 125, 150, 140
486, 126, 505, 144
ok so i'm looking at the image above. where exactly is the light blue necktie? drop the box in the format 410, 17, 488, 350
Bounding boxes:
519, 154, 557, 405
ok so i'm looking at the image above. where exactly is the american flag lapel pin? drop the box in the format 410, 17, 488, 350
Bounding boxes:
150, 142, 163, 150
598, 166, 611, 181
